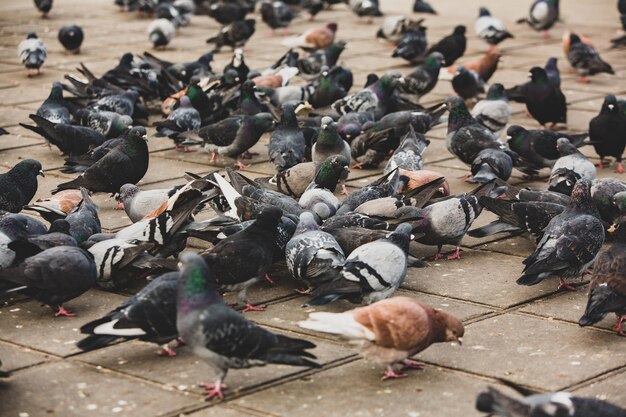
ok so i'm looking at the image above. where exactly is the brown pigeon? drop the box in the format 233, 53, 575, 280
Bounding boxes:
281, 23, 338, 51
299, 296, 464, 380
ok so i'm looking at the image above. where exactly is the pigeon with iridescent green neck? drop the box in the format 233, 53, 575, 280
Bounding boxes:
397, 52, 444, 99
76, 109, 133, 139
310, 70, 347, 108
312, 116, 351, 163
332, 73, 401, 119
177, 253, 319, 400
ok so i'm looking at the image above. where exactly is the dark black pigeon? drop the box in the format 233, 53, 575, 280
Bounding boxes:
451, 66, 485, 100
424, 25, 466, 67
0, 159, 44, 213
176, 253, 319, 399
58, 24, 83, 54
567, 33, 614, 83
206, 19, 256, 52
0, 246, 96, 316
589, 95, 626, 173
52, 127, 149, 194
20, 114, 105, 156
34, 0, 52, 16
65, 188, 101, 244
469, 148, 513, 184
413, 0, 436, 14
260, 1, 297, 33
579, 218, 626, 335
268, 103, 306, 172
396, 52, 444, 99
200, 206, 282, 312
208, 1, 251, 25
392, 28, 428, 63
153, 96, 201, 143
517, 179, 604, 290
77, 271, 179, 353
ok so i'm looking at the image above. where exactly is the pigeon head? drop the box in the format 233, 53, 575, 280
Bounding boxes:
364, 73, 379, 87
26, 32, 38, 40
222, 69, 241, 86
569, 33, 582, 45
386, 223, 413, 253
614, 191, 626, 216
444, 96, 475, 132
568, 179, 593, 208
280, 103, 297, 125
319, 154, 349, 180
478, 7, 490, 17
612, 216, 626, 241
424, 52, 445, 69
12, 159, 44, 179
0, 214, 31, 241
117, 183, 140, 204
254, 206, 283, 232
198, 52, 213, 66
338, 122, 361, 140
555, 138, 577, 156
327, 23, 338, 33
128, 126, 148, 142
149, 30, 169, 47
529, 67, 548, 83
601, 94, 618, 114
506, 125, 531, 152
486, 83, 506, 100
545, 57, 558, 70
49, 82, 64, 99
295, 212, 320, 234
320, 116, 335, 131
374, 73, 402, 97
49, 219, 71, 235
548, 168, 581, 196
179, 96, 192, 108
119, 53, 134, 67
252, 113, 276, 132
453, 25, 466, 36
177, 252, 220, 310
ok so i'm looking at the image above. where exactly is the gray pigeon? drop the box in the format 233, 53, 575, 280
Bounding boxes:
286, 212, 345, 292
268, 103, 306, 173
471, 83, 511, 137
0, 160, 44, 213
550, 137, 596, 182
331, 73, 401, 119
517, 179, 605, 290
469, 148, 513, 184
17, 32, 47, 76
0, 214, 43, 268
176, 253, 319, 400
384, 125, 430, 174
148, 18, 176, 49
117, 184, 171, 223
305, 223, 412, 306
298, 184, 339, 221
65, 188, 101, 244
311, 116, 351, 163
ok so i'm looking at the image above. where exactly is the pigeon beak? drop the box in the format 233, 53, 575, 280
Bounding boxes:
38, 170, 45, 178
506, 135, 511, 140
456, 337, 463, 346
142, 134, 148, 141
608, 224, 617, 234
609, 104, 615, 110
322, 123, 328, 129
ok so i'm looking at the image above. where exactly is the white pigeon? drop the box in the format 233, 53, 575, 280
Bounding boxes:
17, 32, 47, 76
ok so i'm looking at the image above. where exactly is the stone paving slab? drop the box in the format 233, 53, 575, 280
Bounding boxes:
0, 340, 52, 373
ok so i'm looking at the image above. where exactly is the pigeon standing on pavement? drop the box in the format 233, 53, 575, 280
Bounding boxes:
384, 125, 429, 173
391, 27, 428, 63
305, 223, 412, 306
474, 7, 513, 46
117, 184, 171, 223
58, 24, 84, 54
17, 32, 47, 76
567, 33, 614, 83
36, 82, 71, 124
0, 160, 44, 213
469, 148, 513, 184
52, 127, 150, 194
311, 116, 351, 164
579, 218, 626, 336
34, 0, 53, 17
206, 19, 256, 52
268, 103, 306, 172
413, 0, 436, 14
154, 96, 201, 143
517, 0, 559, 38
332, 73, 401, 119
425, 25, 466, 67
176, 253, 320, 400
589, 95, 626, 173
148, 18, 176, 49
396, 52, 444, 99
517, 179, 604, 290
65, 188, 101, 244
260, 1, 297, 34
0, 246, 97, 317
471, 83, 511, 137
550, 138, 596, 184
299, 296, 463, 380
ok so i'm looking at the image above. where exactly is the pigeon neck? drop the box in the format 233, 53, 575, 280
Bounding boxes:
447, 102, 476, 133
177, 264, 221, 313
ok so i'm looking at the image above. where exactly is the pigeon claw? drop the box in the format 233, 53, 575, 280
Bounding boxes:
242, 303, 266, 312
617, 162, 624, 174
264, 273, 275, 285
294, 287, 312, 295
341, 184, 350, 195
200, 381, 228, 400
596, 160, 606, 169
614, 315, 626, 336
447, 247, 462, 260
234, 160, 250, 169
400, 359, 425, 372
382, 367, 408, 381
54, 305, 76, 317
557, 278, 577, 292
158, 345, 177, 357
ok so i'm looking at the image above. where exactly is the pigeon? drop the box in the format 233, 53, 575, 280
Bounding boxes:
444, 96, 513, 167
579, 218, 626, 335
285, 212, 345, 291
89, 90, 140, 117
311, 116, 351, 164
117, 184, 171, 223
349, 0, 383, 21
299, 182, 340, 220
77, 271, 179, 354
62, 188, 100, 245
376, 16, 424, 45
567, 33, 614, 83
474, 7, 513, 46
260, 1, 297, 34
550, 138, 596, 183
23, 189, 83, 223
35, 82, 71, 124
14, 219, 77, 252
155, 2, 190, 27
517, 179, 604, 290
591, 178, 626, 226
153, 96, 201, 143
52, 127, 149, 194
181, 113, 274, 168
34, 0, 52, 16
451, 66, 485, 100
469, 149, 513, 184
332, 73, 401, 119
0, 246, 96, 317
517, 0, 559, 38
383, 125, 429, 174
281, 23, 337, 50
413, 0, 436, 14
425, 25, 466, 67
589, 95, 626, 173
224, 48, 250, 81
0, 160, 44, 213
206, 19, 256, 52
392, 27, 428, 63
336, 169, 402, 215
471, 83, 511, 137
256, 155, 350, 198
0, 214, 46, 268
447, 48, 501, 83
337, 112, 374, 142
305, 223, 412, 306
396, 52, 444, 99
408, 181, 498, 260
507, 66, 567, 128
148, 18, 176, 49
544, 56, 561, 88
268, 103, 306, 172
548, 168, 582, 196
200, 206, 282, 311
208, 1, 251, 24
76, 109, 133, 138
506, 125, 588, 172
154, 51, 214, 85
20, 114, 106, 156
58, 24, 84, 54
176, 253, 319, 400
476, 383, 626, 417
17, 32, 47, 76
299, 296, 463, 380
297, 41, 346, 79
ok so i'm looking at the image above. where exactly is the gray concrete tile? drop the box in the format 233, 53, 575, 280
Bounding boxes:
0, 340, 52, 372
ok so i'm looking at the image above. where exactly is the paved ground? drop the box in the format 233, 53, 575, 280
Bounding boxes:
1, 0, 626, 416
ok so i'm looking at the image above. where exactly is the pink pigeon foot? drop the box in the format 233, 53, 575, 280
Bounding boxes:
115, 202, 125, 210
242, 303, 266, 312
200, 381, 228, 400
352, 162, 365, 169
614, 315, 626, 336
430, 252, 445, 261
400, 359, 425, 372
447, 247, 462, 260
557, 278, 577, 292
158, 345, 177, 357
54, 305, 76, 317
210, 151, 218, 162
457, 173, 472, 180
577, 76, 590, 84
341, 184, 350, 195
596, 160, 606, 169
617, 162, 624, 174
264, 273, 275, 285
382, 366, 408, 381
294, 287, 312, 295
234, 160, 250, 169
